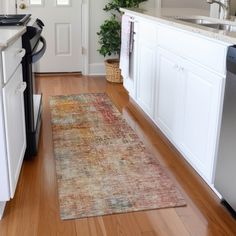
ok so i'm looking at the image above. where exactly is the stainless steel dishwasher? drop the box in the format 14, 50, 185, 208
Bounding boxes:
215, 46, 236, 218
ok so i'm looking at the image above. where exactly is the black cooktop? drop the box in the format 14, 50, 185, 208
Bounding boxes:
0, 14, 31, 26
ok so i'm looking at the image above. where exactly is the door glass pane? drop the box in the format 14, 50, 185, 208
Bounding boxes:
30, 0, 42, 5
57, 0, 70, 6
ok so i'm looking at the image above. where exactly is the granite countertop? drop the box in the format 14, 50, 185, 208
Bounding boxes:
120, 7, 236, 45
0, 26, 26, 49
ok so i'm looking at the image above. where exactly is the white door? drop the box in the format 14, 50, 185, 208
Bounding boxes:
17, 0, 83, 73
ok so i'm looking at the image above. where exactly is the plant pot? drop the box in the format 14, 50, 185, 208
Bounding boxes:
105, 59, 123, 83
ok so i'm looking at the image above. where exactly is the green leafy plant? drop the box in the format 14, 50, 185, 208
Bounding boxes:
104, 0, 147, 13
97, 0, 147, 57
97, 15, 121, 57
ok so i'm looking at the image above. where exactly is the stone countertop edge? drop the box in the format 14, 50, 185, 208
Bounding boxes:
0, 27, 27, 49
120, 8, 236, 45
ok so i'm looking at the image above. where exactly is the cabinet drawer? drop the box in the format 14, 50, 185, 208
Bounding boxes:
138, 21, 158, 43
157, 25, 228, 75
2, 38, 25, 84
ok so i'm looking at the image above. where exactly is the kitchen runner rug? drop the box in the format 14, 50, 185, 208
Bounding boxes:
50, 93, 186, 220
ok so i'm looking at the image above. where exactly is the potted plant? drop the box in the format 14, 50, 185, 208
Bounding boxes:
97, 0, 147, 83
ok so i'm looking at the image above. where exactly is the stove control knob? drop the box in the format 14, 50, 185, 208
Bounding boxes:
19, 3, 27, 9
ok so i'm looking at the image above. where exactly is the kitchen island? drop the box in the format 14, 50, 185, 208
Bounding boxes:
121, 7, 234, 194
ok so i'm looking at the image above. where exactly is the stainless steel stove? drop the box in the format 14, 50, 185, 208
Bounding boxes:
0, 14, 46, 157
22, 18, 46, 157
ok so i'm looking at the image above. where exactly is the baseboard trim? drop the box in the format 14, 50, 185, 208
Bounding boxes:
35, 72, 82, 77
34, 63, 106, 77
0, 202, 6, 220
89, 63, 105, 76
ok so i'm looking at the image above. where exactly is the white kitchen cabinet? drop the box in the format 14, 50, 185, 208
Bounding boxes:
125, 17, 227, 185
0, 37, 26, 203
2, 38, 25, 84
155, 48, 185, 144
180, 59, 223, 183
0, 56, 10, 202
136, 34, 157, 118
121, 11, 230, 189
156, 48, 224, 183
3, 65, 26, 197
155, 46, 224, 183
157, 25, 227, 75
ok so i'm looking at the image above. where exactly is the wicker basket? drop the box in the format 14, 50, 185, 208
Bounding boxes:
105, 59, 123, 83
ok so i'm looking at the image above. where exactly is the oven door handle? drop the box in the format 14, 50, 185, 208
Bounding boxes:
32, 36, 46, 63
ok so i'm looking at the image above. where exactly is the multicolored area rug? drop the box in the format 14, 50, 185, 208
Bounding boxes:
50, 93, 186, 220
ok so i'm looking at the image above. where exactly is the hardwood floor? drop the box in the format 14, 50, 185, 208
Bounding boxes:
0, 75, 236, 235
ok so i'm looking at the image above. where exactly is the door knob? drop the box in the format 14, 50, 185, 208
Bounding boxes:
19, 3, 27, 9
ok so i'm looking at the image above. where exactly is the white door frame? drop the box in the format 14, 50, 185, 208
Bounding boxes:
82, 0, 89, 75
6, 0, 89, 75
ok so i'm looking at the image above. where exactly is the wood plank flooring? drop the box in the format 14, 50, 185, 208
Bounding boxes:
0, 75, 236, 236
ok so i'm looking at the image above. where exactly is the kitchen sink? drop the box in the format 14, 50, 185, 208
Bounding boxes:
174, 17, 236, 33
201, 23, 236, 32
176, 18, 214, 24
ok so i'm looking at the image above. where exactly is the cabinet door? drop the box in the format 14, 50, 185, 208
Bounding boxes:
136, 41, 157, 118
0, 57, 11, 202
3, 65, 26, 198
181, 60, 223, 183
155, 48, 185, 143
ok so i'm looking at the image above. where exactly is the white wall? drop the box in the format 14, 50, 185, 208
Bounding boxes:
230, 1, 236, 15
209, 0, 236, 18
162, 0, 209, 9
161, 0, 210, 16
89, 0, 108, 75
88, 0, 157, 75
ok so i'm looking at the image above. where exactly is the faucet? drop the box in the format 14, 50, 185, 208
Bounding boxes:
207, 0, 231, 20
